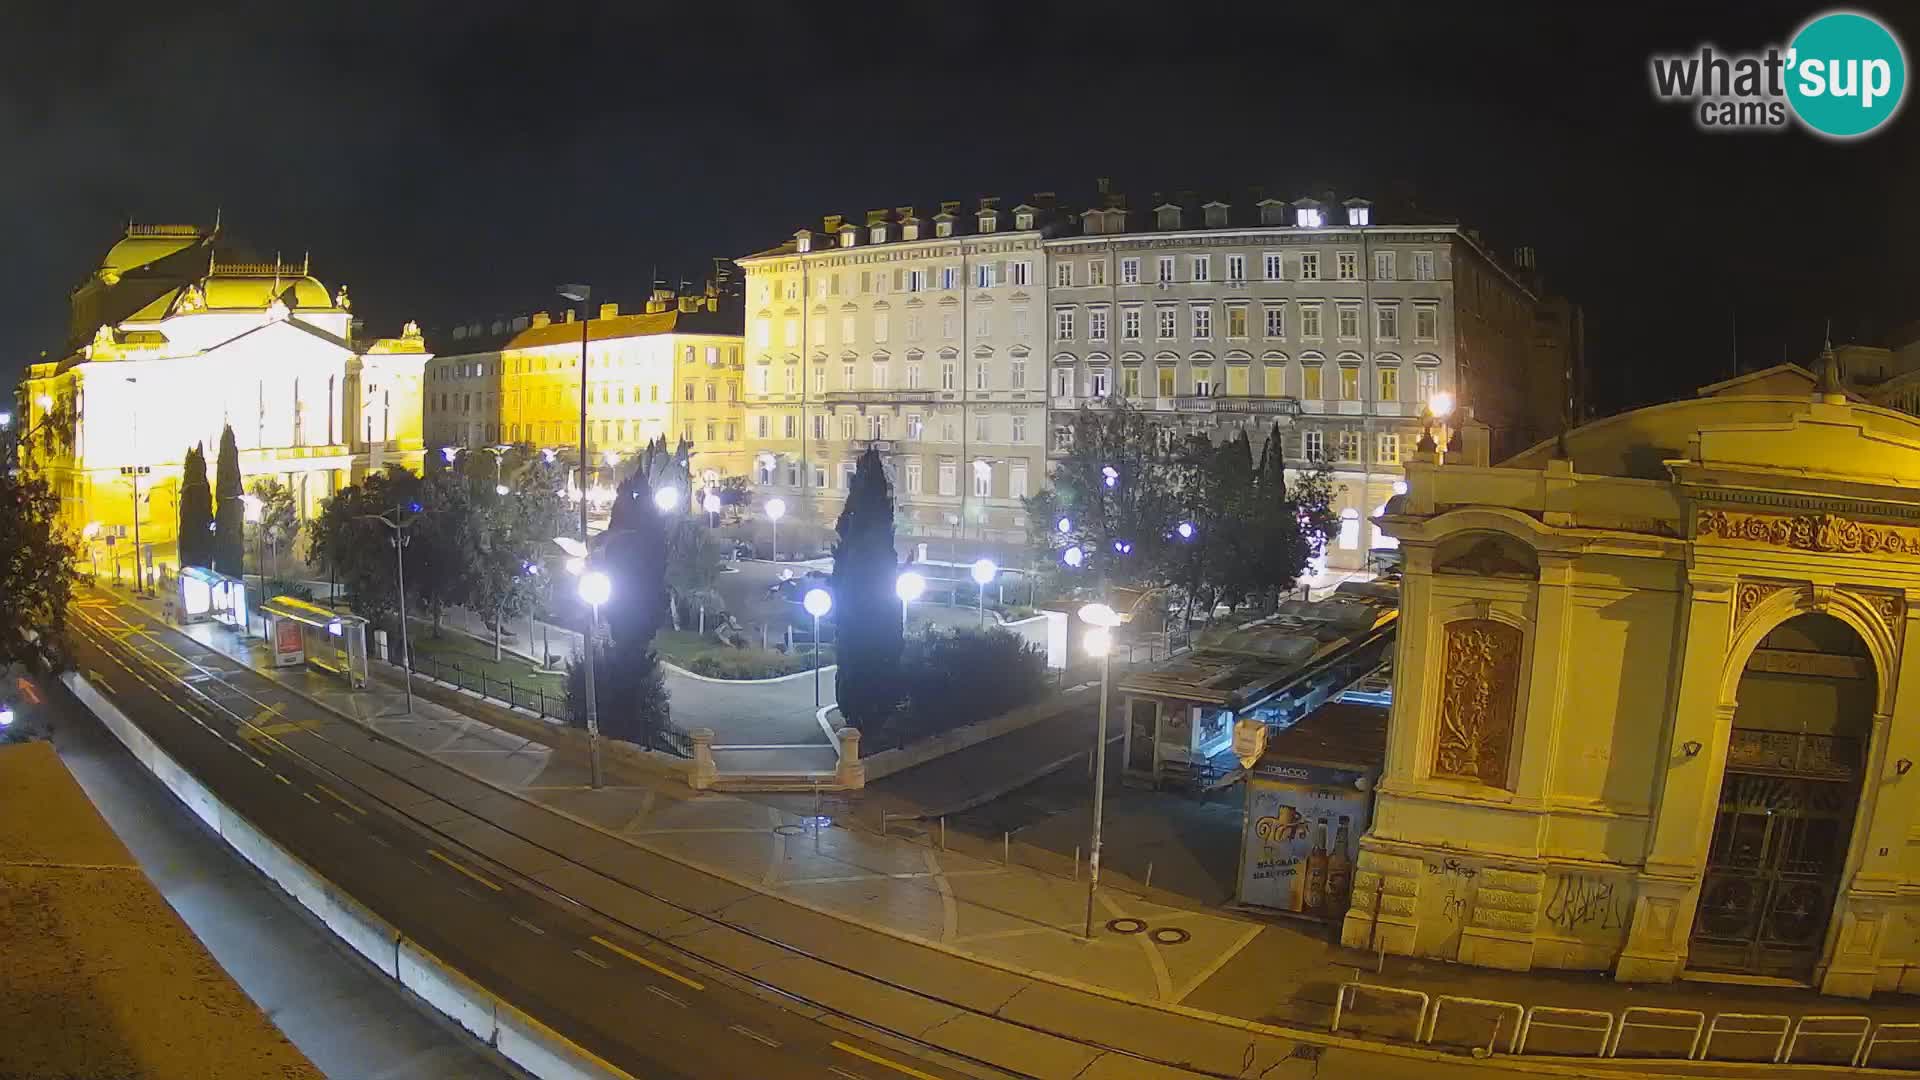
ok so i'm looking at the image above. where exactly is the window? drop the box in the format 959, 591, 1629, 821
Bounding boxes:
1011, 414, 1027, 443
1414, 305, 1438, 341
906, 362, 923, 389
1263, 252, 1283, 281
705, 422, 716, 442
685, 382, 695, 401
1414, 251, 1436, 281
1375, 251, 1394, 281
1120, 367, 1140, 397
1120, 257, 1140, 285
1088, 260, 1106, 286
941, 361, 956, 390
975, 361, 990, 390
1303, 365, 1323, 399
811, 464, 825, 488
1053, 425, 1072, 451
814, 413, 826, 440
1157, 255, 1175, 283
1299, 252, 1320, 281
1190, 255, 1210, 282
1227, 305, 1249, 339
1009, 357, 1027, 387
756, 455, 774, 484
1297, 207, 1324, 228
1226, 254, 1246, 282
753, 320, 771, 348
976, 263, 996, 288
1301, 304, 1323, 339
1157, 306, 1177, 340
1010, 261, 1031, 286
871, 362, 889, 389
1338, 429, 1361, 461
873, 314, 889, 343
1349, 205, 1372, 226
1091, 368, 1110, 397
841, 461, 857, 489
1157, 367, 1176, 397
1122, 307, 1142, 341
907, 413, 923, 439
905, 314, 921, 339
1264, 304, 1285, 338
907, 269, 927, 292
906, 459, 923, 493
1416, 367, 1439, 404
1377, 432, 1400, 465
1339, 366, 1360, 400
1337, 252, 1358, 281
1055, 308, 1075, 341
973, 461, 992, 497
975, 414, 990, 442
939, 462, 957, 495
1303, 429, 1324, 460
726, 422, 736, 441
1263, 364, 1285, 396
1337, 305, 1360, 340
706, 382, 717, 402
1376, 304, 1399, 341
940, 266, 958, 289
813, 367, 826, 394
756, 415, 771, 438
1379, 366, 1399, 401
1338, 507, 1360, 548
1191, 305, 1212, 340
941, 313, 956, 339
839, 315, 855, 342
1054, 367, 1072, 398
1089, 308, 1108, 342
1012, 309, 1027, 337
869, 415, 885, 440
840, 415, 855, 440
785, 414, 797, 438
1192, 368, 1213, 396
843, 363, 856, 389
1055, 262, 1074, 287
784, 318, 800, 346
1010, 462, 1028, 498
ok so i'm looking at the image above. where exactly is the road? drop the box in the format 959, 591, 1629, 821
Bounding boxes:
42, 682, 525, 1079
64, 585, 998, 1080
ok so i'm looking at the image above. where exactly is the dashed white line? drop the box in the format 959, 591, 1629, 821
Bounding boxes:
510, 916, 547, 936
828, 1068, 869, 1080
571, 948, 610, 969
729, 1024, 780, 1048
301, 791, 321, 805
367, 834, 393, 848
332, 811, 354, 825
643, 985, 686, 1008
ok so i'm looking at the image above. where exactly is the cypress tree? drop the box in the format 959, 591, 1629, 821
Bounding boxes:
579, 460, 675, 749
213, 424, 245, 576
177, 443, 213, 569
831, 447, 903, 729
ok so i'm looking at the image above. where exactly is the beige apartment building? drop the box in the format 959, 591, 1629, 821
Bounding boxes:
736, 200, 1057, 559
424, 283, 747, 489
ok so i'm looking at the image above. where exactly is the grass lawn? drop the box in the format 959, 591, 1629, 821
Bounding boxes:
406, 624, 566, 694
654, 629, 834, 679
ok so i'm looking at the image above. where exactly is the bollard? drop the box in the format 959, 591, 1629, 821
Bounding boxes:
940, 817, 946, 850
689, 727, 718, 790
880, 811, 889, 837
1145, 862, 1154, 889
1003, 831, 1010, 865
835, 727, 864, 789
1074, 845, 1081, 880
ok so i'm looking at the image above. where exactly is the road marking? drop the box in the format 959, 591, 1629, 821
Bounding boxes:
273, 773, 292, 785
643, 985, 686, 1008
455, 886, 477, 900
509, 916, 547, 936
88, 672, 115, 694
830, 1042, 944, 1080
828, 1068, 870, 1080
368, 834, 392, 848
243, 752, 268, 769
427, 848, 503, 892
729, 1024, 780, 1048
587, 934, 705, 991
571, 948, 610, 969
316, 784, 366, 815
301, 791, 322, 805
332, 811, 354, 826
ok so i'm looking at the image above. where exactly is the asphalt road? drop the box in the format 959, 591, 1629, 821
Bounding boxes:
64, 586, 996, 1080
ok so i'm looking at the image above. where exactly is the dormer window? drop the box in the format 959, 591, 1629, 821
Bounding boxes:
1203, 203, 1229, 228
796, 235, 812, 253
903, 221, 920, 240
1258, 201, 1287, 226
839, 229, 857, 248
870, 225, 887, 244
1015, 211, 1034, 230
935, 218, 954, 238
978, 213, 998, 234
1348, 206, 1371, 226
1296, 207, 1325, 228
1156, 205, 1182, 230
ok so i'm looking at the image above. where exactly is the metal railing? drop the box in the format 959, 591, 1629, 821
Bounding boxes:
404, 651, 568, 724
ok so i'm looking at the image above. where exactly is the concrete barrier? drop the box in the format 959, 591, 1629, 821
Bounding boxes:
862, 693, 1074, 782
61, 670, 636, 1080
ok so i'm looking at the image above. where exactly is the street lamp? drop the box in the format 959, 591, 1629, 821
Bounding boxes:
1062, 546, 1084, 568
361, 505, 424, 715
1176, 521, 1195, 541
1077, 601, 1121, 939
239, 493, 264, 584
895, 571, 925, 631
578, 568, 612, 790
765, 497, 786, 561
803, 587, 832, 709
558, 284, 597, 760
702, 490, 721, 528
653, 485, 680, 513
971, 558, 997, 627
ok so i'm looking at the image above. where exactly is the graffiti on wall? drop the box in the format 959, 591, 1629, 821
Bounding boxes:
1543, 873, 1629, 935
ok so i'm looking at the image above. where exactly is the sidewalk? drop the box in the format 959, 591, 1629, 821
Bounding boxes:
131, 594, 1920, 1073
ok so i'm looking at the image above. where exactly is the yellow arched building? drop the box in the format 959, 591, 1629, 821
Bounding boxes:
1346, 351, 1920, 997
20, 222, 428, 571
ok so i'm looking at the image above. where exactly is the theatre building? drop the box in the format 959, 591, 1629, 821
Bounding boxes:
1343, 354, 1920, 996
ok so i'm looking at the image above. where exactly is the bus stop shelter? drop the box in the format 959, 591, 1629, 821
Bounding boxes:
259, 596, 369, 689
175, 566, 247, 630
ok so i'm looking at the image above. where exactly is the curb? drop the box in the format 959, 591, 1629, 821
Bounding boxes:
661, 659, 838, 685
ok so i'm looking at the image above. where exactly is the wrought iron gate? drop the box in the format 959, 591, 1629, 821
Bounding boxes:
1689, 730, 1862, 980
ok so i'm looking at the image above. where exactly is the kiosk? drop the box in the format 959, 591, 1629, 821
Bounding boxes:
258, 596, 370, 688
175, 566, 247, 629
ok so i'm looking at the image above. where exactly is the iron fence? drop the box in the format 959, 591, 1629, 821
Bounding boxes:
404, 651, 569, 724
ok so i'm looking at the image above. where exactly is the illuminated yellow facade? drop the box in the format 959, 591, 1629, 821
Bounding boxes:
1346, 352, 1920, 997
20, 223, 428, 565
425, 287, 745, 486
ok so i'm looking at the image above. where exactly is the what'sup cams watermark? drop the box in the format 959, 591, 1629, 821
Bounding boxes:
1650, 9, 1907, 138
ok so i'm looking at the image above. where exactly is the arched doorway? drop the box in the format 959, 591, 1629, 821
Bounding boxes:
1690, 613, 1874, 980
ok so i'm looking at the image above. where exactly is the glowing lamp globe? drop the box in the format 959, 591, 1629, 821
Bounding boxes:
703, 492, 722, 514
1428, 391, 1455, 419
1056, 516, 1072, 535
895, 572, 926, 603
653, 486, 681, 512
578, 570, 612, 607
1084, 628, 1112, 658
1176, 521, 1195, 540
496, 484, 510, 496
971, 558, 997, 586
1062, 546, 1084, 568
803, 587, 832, 618
1078, 602, 1120, 628
765, 498, 786, 523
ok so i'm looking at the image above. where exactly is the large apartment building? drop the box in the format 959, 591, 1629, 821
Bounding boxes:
740, 184, 1580, 569
736, 200, 1057, 558
424, 282, 747, 489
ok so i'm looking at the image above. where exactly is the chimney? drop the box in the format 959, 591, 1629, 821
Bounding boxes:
563, 309, 576, 324
1033, 191, 1057, 209
599, 302, 619, 319
940, 200, 962, 216
894, 205, 917, 220
978, 196, 1000, 210
865, 208, 889, 226
1096, 177, 1111, 196
822, 213, 843, 233
531, 312, 552, 329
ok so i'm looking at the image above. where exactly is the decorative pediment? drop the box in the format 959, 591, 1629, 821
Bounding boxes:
1434, 534, 1538, 580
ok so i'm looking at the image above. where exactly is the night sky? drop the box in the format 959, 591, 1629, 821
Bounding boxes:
3, 1, 1914, 416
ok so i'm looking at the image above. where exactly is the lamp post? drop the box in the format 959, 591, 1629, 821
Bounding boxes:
895, 571, 924, 633
1078, 602, 1120, 939
361, 505, 423, 716
765, 497, 786, 561
578, 568, 612, 789
702, 490, 721, 529
559, 284, 598, 759
119, 464, 152, 595
971, 558, 997, 628
239, 493, 264, 585
803, 587, 831, 709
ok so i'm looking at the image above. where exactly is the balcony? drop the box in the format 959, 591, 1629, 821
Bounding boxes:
824, 390, 936, 405
1172, 395, 1303, 417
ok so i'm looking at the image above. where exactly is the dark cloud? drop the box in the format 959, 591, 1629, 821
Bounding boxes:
3, 1, 1915, 413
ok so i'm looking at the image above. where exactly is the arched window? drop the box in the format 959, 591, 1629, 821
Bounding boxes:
1338, 507, 1361, 550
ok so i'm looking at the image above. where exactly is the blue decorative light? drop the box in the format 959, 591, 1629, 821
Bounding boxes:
1176, 521, 1195, 540
1062, 546, 1083, 568
1056, 516, 1072, 535
1101, 466, 1118, 489
1112, 539, 1132, 555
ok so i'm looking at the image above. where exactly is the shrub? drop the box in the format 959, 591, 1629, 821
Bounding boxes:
874, 627, 1048, 750
565, 642, 685, 755
262, 576, 314, 602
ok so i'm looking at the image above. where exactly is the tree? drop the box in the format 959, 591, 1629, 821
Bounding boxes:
307, 465, 423, 629
212, 425, 244, 576
567, 458, 678, 752
177, 443, 212, 570
409, 449, 477, 633
0, 468, 80, 672
246, 477, 298, 574
1024, 400, 1183, 593
831, 447, 904, 730
664, 519, 725, 630
466, 448, 566, 659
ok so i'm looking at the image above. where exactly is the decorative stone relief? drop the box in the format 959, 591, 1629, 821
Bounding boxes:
1341, 851, 1424, 955
1735, 580, 1794, 629
1470, 868, 1546, 935
1850, 588, 1904, 643
1432, 619, 1523, 787
1698, 509, 1920, 557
